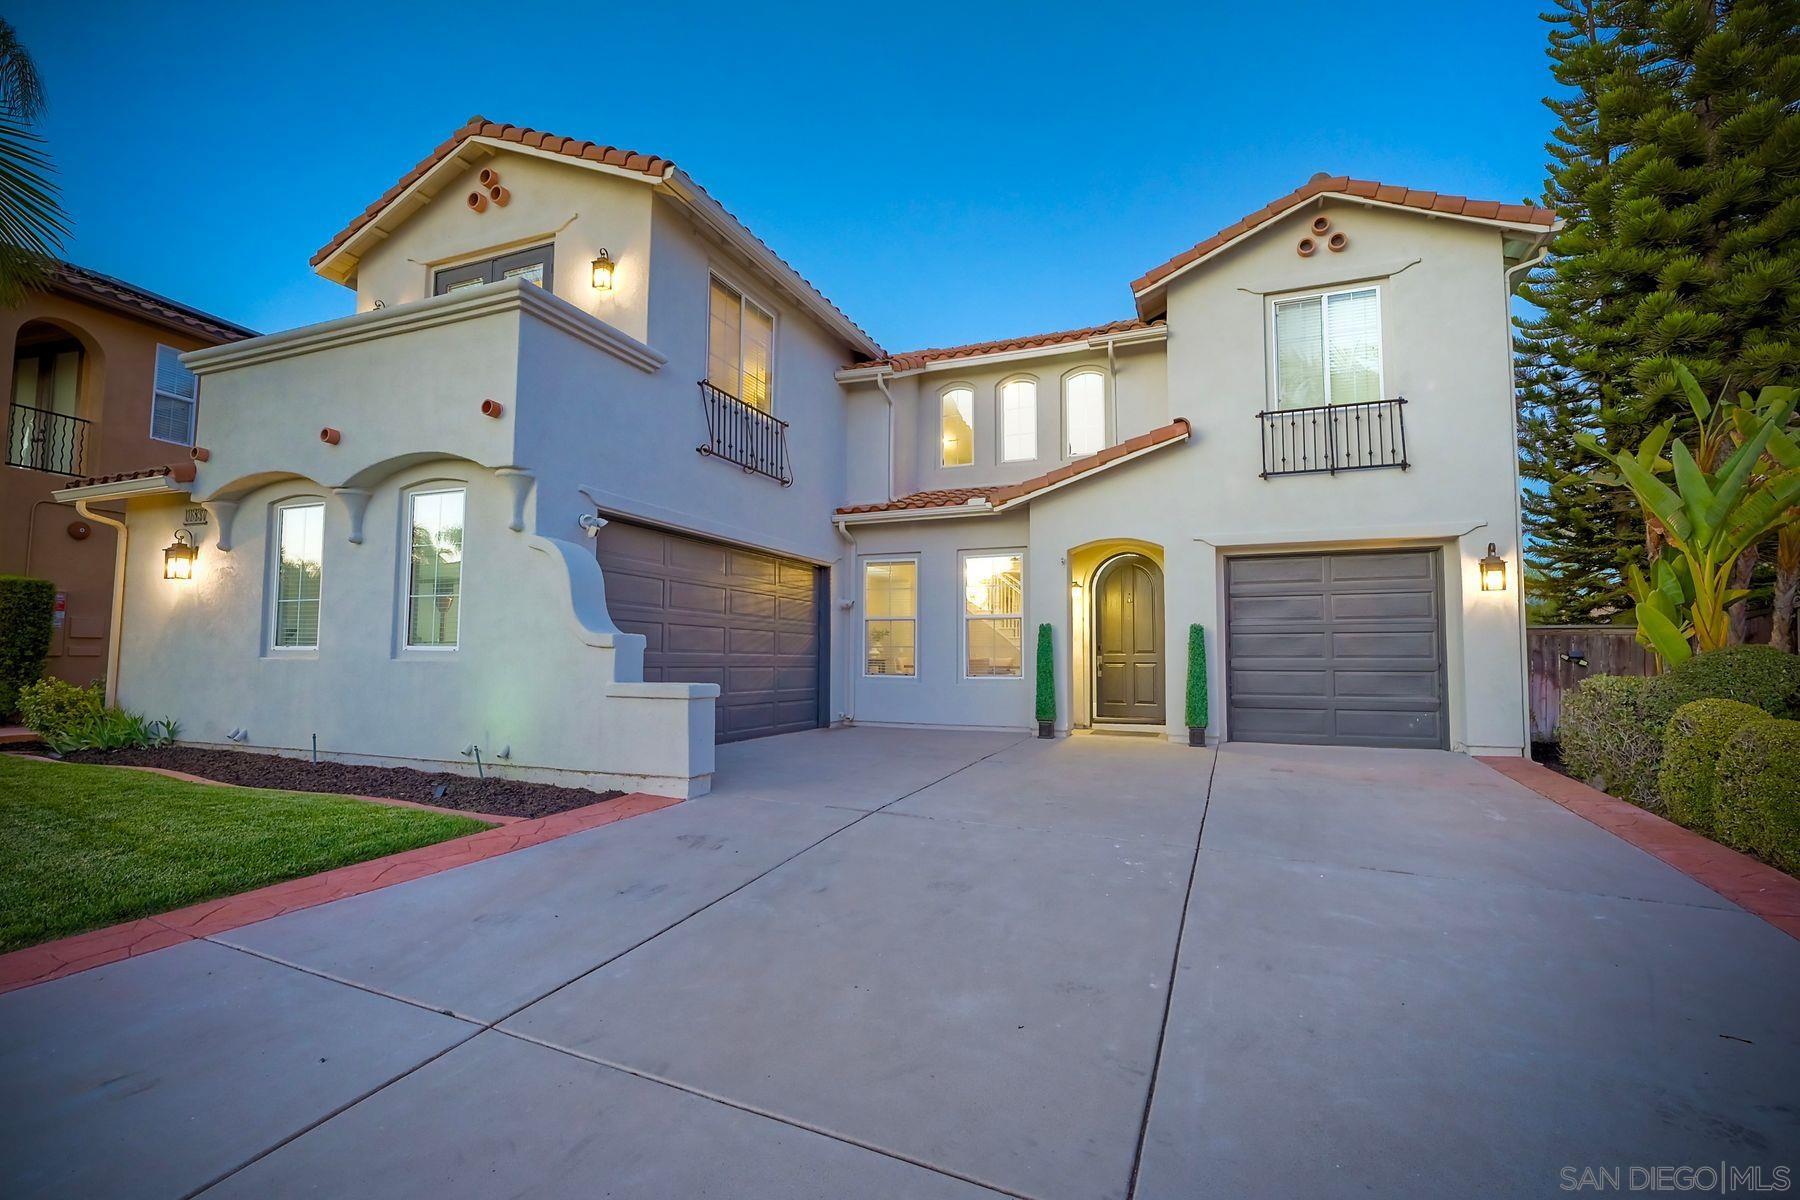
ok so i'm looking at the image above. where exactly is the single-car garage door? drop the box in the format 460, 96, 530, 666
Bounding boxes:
1226, 550, 1446, 749
595, 520, 824, 743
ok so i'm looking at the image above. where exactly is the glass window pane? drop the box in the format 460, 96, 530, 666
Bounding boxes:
407, 489, 465, 648
275, 503, 324, 648
1274, 297, 1325, 408
863, 560, 916, 619
741, 301, 774, 412
966, 617, 1022, 677
1326, 288, 1381, 406
151, 395, 195, 444
500, 262, 544, 286
708, 279, 742, 396
154, 345, 197, 400
941, 387, 973, 467
864, 619, 916, 676
1065, 372, 1106, 457
1000, 379, 1037, 462
963, 553, 1022, 616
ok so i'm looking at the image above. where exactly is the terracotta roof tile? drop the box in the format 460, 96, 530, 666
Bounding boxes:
64, 462, 196, 488
851, 318, 1163, 372
1130, 173, 1554, 296
45, 262, 255, 344
837, 418, 1190, 517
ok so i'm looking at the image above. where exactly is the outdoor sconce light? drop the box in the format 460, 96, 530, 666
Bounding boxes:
1479, 542, 1508, 592
163, 528, 198, 581
591, 249, 616, 292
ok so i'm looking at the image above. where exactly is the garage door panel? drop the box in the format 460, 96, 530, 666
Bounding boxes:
1228, 550, 1445, 749
595, 521, 822, 744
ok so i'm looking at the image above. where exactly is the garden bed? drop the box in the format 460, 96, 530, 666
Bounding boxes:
46, 746, 622, 819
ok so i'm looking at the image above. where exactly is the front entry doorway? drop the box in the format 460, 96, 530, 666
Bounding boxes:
1092, 553, 1166, 724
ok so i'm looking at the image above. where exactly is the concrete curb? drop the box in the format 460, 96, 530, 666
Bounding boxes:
1478, 756, 1800, 942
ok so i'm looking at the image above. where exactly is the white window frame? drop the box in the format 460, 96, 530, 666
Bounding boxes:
268, 498, 326, 654
149, 344, 198, 446
861, 555, 920, 679
1267, 284, 1385, 409
997, 374, 1038, 464
959, 548, 1026, 681
939, 383, 975, 469
707, 271, 779, 413
401, 484, 467, 653
1061, 368, 1111, 459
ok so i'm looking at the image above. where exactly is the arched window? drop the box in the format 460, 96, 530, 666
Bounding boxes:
1064, 371, 1106, 457
999, 377, 1037, 462
940, 385, 974, 467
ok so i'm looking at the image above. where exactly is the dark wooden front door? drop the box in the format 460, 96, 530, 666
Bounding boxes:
1094, 554, 1165, 724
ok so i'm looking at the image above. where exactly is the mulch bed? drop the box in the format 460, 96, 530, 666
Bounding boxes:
43, 746, 622, 819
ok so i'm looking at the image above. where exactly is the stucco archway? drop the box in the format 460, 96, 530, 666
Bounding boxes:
1065, 538, 1166, 731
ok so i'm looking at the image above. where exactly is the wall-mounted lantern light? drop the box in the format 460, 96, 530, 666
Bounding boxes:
163, 528, 198, 581
1479, 542, 1507, 592
591, 249, 616, 292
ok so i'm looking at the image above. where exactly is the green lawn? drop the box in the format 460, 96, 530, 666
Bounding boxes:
0, 755, 491, 952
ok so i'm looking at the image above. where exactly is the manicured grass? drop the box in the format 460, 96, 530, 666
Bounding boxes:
0, 755, 490, 952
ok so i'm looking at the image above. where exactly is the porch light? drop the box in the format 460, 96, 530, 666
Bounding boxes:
163, 528, 198, 581
1479, 542, 1507, 592
591, 249, 616, 292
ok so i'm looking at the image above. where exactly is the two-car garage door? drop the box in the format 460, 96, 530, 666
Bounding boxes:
1226, 550, 1447, 749
595, 521, 823, 743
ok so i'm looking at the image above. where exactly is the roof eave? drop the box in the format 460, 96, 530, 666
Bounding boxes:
52, 474, 191, 505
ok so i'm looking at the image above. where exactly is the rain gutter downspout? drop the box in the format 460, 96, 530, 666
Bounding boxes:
874, 372, 897, 501
833, 516, 858, 723
75, 499, 128, 708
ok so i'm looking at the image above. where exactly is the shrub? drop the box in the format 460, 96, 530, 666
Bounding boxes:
1658, 699, 1771, 835
1559, 675, 1666, 805
0, 575, 55, 719
1659, 645, 1800, 719
1186, 624, 1208, 731
43, 711, 179, 755
1034, 623, 1055, 724
16, 677, 103, 742
1713, 719, 1800, 876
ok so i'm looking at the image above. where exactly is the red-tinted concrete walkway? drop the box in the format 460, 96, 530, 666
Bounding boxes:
0, 791, 678, 994
1479, 756, 1800, 942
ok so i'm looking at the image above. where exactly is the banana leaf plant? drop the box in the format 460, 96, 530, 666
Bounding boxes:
1730, 385, 1800, 651
1578, 369, 1800, 663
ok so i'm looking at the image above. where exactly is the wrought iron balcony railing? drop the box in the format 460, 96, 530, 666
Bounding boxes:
698, 380, 792, 486
1257, 397, 1409, 478
6, 403, 90, 476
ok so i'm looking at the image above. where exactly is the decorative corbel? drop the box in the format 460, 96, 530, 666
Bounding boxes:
333, 487, 372, 544
204, 500, 239, 552
494, 467, 535, 533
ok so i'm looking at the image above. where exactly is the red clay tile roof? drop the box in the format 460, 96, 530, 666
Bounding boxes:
63, 463, 196, 488
837, 418, 1190, 517
1131, 173, 1555, 296
311, 116, 674, 268
48, 262, 255, 344
851, 318, 1162, 372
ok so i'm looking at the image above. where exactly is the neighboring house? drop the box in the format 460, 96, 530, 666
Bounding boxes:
2, 263, 252, 686
53, 116, 1555, 796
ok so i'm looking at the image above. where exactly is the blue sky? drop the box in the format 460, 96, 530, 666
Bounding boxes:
21, 1, 1555, 351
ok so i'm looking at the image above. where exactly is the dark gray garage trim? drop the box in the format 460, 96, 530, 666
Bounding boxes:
1225, 549, 1447, 749
595, 520, 825, 743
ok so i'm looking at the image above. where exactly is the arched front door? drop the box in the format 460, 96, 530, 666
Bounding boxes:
1093, 553, 1165, 724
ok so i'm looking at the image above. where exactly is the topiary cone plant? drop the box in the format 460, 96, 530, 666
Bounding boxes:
1579, 366, 1800, 665
1034, 623, 1055, 738
1186, 624, 1208, 746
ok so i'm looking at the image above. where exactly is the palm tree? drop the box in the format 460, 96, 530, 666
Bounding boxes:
0, 19, 67, 304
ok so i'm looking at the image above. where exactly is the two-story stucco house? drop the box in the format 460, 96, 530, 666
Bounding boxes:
53, 116, 1556, 797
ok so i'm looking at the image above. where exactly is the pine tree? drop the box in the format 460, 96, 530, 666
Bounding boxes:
1520, 0, 1800, 632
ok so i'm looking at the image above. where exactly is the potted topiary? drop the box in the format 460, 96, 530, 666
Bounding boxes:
1186, 624, 1208, 746
1035, 623, 1055, 738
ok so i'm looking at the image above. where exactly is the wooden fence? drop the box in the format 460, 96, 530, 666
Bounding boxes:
1527, 625, 1660, 743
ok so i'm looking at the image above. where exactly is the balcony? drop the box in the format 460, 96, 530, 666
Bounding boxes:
1257, 397, 1408, 478
697, 380, 792, 486
6, 404, 89, 476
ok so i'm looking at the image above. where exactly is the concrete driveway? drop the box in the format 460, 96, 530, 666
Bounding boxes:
3, 730, 1796, 1199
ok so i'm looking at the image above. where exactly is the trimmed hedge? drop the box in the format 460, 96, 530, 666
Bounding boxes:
0, 575, 56, 720
1714, 718, 1800, 876
1034, 623, 1055, 724
1658, 699, 1770, 836
1660, 645, 1800, 719
1186, 624, 1208, 730
1560, 675, 1666, 805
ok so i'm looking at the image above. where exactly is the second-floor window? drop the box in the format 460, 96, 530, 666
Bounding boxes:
151, 345, 198, 446
1000, 378, 1037, 462
941, 385, 974, 467
1065, 371, 1106, 457
433, 245, 555, 295
709, 277, 774, 412
1272, 286, 1382, 408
